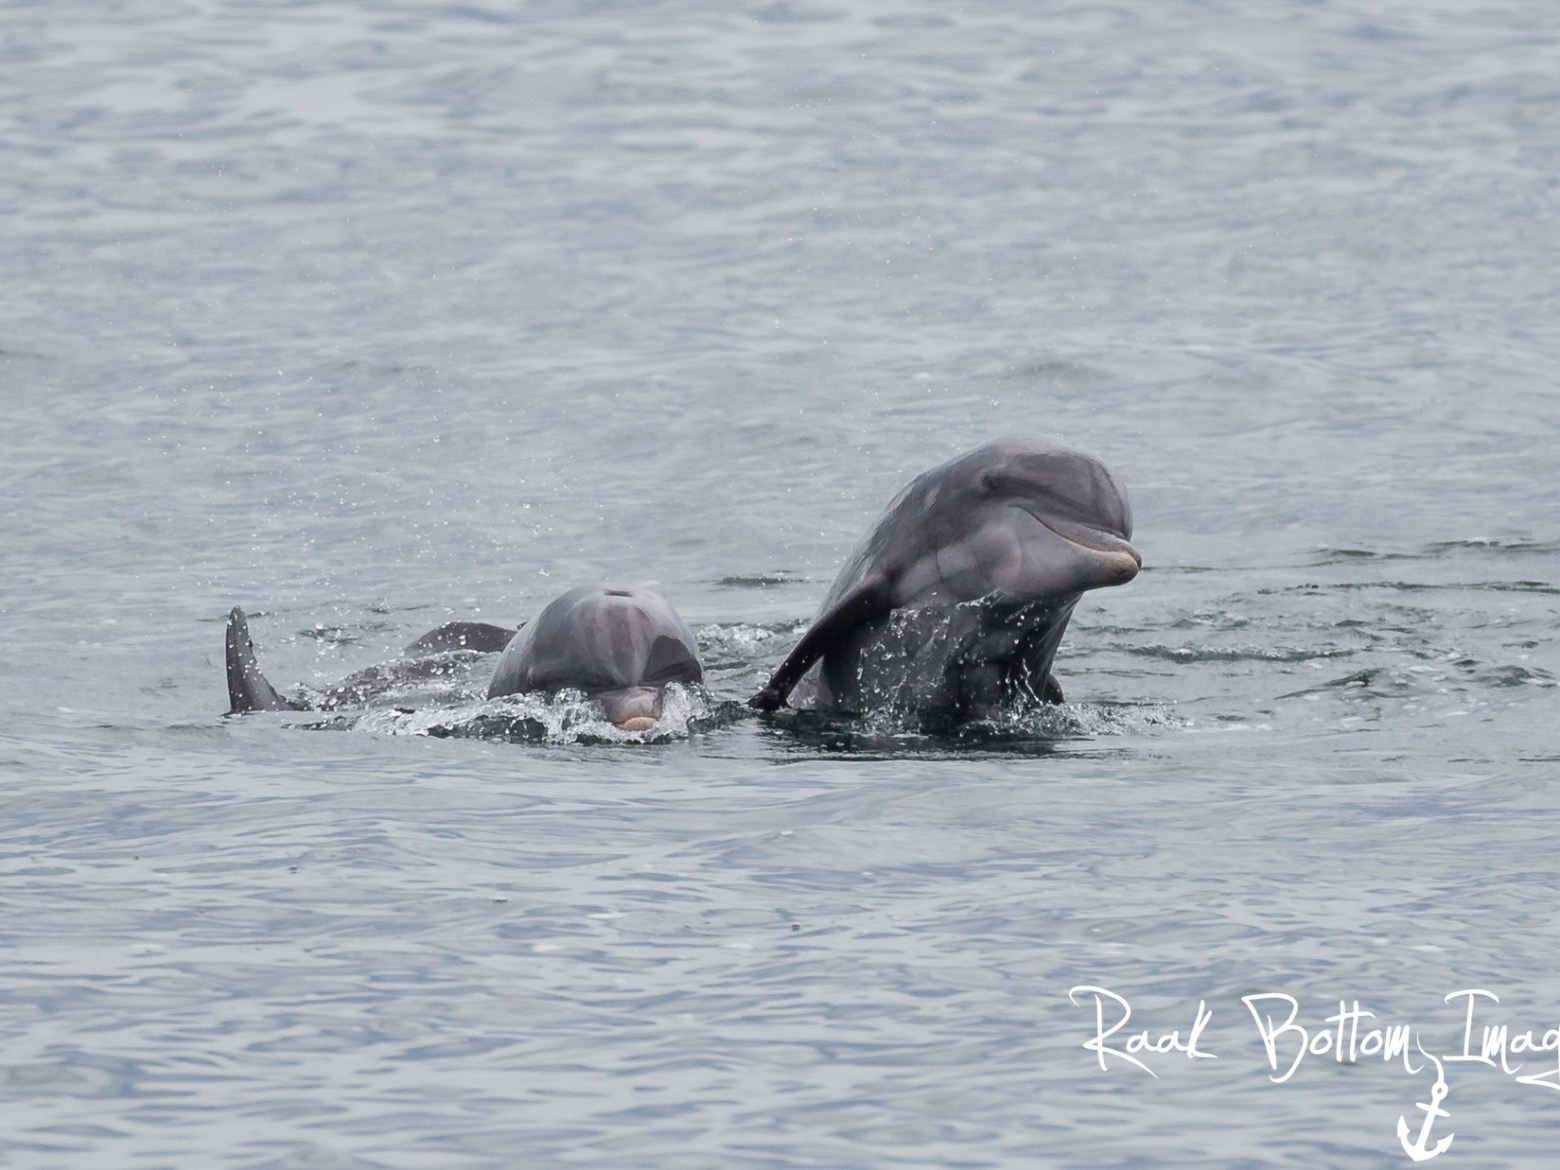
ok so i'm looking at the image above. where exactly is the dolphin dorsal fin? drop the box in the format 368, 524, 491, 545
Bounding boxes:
225, 607, 291, 714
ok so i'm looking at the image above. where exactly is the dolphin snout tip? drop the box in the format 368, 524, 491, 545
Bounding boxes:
1109, 542, 1142, 585
600, 686, 663, 732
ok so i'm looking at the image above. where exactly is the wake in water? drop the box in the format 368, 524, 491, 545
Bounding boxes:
746, 695, 1183, 756
233, 612, 1167, 749
351, 682, 732, 744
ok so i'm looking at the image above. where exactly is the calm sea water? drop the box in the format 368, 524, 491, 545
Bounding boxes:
3, 2, 1558, 1167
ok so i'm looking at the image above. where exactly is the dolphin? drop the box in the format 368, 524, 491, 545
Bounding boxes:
224, 584, 703, 732
748, 436, 1140, 717
487, 584, 704, 732
225, 607, 517, 715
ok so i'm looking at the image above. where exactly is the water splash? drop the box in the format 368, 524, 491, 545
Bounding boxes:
754, 699, 1185, 756
349, 683, 718, 744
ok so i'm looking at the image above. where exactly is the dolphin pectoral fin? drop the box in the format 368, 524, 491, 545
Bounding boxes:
748, 580, 893, 710
225, 607, 292, 714
402, 621, 518, 656
747, 684, 788, 711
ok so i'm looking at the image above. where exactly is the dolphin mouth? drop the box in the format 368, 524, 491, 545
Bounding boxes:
596, 686, 663, 732
1025, 511, 1142, 583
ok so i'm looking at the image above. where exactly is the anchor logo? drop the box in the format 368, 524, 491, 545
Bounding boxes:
1398, 1048, 1454, 1162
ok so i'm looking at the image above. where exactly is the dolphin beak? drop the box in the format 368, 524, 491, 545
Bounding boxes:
597, 687, 662, 732
1032, 513, 1142, 587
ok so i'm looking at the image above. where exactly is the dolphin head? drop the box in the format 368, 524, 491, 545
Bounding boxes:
486, 584, 704, 729
594, 686, 665, 733
977, 437, 1140, 597
884, 436, 1140, 608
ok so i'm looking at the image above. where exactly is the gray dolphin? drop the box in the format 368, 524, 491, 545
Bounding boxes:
748, 436, 1140, 717
225, 608, 517, 715
225, 584, 703, 732
487, 584, 704, 732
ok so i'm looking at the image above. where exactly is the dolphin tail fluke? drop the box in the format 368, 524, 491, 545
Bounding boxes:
225, 607, 292, 714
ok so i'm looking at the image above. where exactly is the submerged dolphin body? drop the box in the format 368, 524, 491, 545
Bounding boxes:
224, 607, 517, 716
748, 436, 1140, 717
225, 585, 702, 731
486, 584, 704, 731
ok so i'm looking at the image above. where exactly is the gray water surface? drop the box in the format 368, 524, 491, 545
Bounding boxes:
3, 2, 1558, 1167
